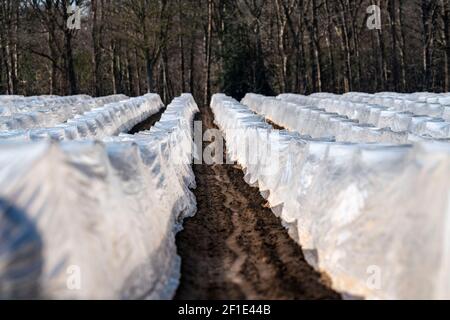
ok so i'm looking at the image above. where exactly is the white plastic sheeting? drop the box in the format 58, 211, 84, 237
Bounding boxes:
0, 93, 198, 299
0, 95, 90, 116
278, 93, 450, 140
297, 91, 450, 120
0, 95, 24, 103
242, 93, 408, 143
212, 93, 450, 300
341, 92, 450, 119
0, 94, 128, 131
0, 94, 163, 141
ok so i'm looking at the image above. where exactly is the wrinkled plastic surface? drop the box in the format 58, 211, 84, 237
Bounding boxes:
278, 93, 450, 140
0, 94, 163, 141
242, 93, 408, 143
212, 93, 450, 299
0, 94, 198, 299
0, 95, 91, 117
0, 94, 128, 132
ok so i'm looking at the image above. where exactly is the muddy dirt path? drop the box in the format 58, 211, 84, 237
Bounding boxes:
174, 106, 341, 300
128, 107, 166, 133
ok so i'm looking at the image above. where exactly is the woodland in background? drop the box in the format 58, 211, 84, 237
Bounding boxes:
0, 0, 449, 104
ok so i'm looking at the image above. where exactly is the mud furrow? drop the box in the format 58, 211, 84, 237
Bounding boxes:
128, 107, 166, 134
214, 165, 260, 299
174, 105, 340, 300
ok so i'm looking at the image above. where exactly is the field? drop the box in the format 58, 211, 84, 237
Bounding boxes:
0, 91, 449, 300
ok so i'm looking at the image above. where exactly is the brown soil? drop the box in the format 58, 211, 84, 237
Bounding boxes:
174, 105, 341, 300
265, 118, 285, 130
128, 107, 166, 133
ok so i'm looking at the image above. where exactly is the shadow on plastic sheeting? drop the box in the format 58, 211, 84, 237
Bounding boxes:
0, 198, 43, 299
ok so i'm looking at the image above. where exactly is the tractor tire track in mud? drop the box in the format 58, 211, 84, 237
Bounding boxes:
174, 105, 340, 300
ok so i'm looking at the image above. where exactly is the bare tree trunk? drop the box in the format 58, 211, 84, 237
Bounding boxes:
325, 0, 337, 92
92, 0, 102, 96
372, 0, 388, 90
189, 32, 195, 96
142, 4, 152, 94
117, 46, 124, 93
44, 0, 59, 95
441, 0, 450, 91
134, 48, 141, 96
274, 0, 288, 92
389, 0, 400, 91
48, 30, 59, 95
284, 0, 306, 93
110, 41, 116, 94
0, 0, 13, 94
145, 48, 153, 93
10, 0, 18, 93
162, 47, 173, 103
127, 51, 134, 96
371, 30, 379, 92
203, 0, 213, 106
61, 0, 78, 95
311, 0, 322, 92
335, 7, 352, 92
349, 0, 362, 91
398, 0, 408, 91
0, 39, 3, 93
421, 0, 436, 90
161, 57, 167, 103
0, 27, 12, 94
216, 0, 225, 82
178, 0, 186, 92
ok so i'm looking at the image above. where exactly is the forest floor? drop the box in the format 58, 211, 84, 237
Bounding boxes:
174, 106, 341, 300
